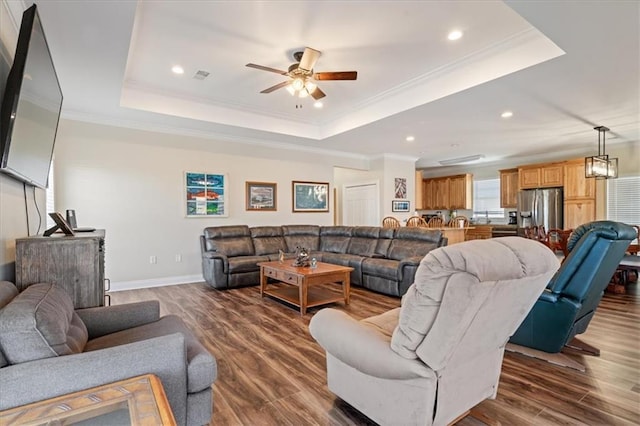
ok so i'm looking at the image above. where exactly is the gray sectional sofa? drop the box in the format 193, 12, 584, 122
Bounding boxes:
200, 225, 446, 297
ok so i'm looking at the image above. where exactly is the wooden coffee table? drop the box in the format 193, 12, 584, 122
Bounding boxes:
258, 260, 353, 315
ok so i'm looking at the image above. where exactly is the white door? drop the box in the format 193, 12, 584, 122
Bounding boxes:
342, 182, 379, 226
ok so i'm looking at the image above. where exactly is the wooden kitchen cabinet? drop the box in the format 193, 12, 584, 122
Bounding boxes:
466, 225, 493, 240
434, 178, 450, 210
448, 174, 473, 209
422, 174, 472, 210
565, 199, 596, 229
415, 170, 424, 210
519, 163, 563, 189
518, 167, 541, 189
500, 168, 519, 208
564, 159, 595, 199
423, 179, 434, 210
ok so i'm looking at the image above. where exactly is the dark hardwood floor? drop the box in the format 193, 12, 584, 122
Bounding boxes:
110, 281, 640, 425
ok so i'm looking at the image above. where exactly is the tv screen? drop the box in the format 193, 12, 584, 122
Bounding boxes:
0, 4, 62, 189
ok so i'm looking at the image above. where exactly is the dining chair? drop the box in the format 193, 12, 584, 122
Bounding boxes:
382, 216, 401, 229
406, 216, 427, 227
447, 215, 469, 229
427, 216, 444, 228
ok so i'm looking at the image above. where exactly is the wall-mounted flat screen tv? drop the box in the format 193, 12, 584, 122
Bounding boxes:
0, 4, 62, 189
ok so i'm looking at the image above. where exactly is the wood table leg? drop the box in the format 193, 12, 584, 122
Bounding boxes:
300, 280, 308, 315
259, 266, 266, 297
343, 273, 350, 305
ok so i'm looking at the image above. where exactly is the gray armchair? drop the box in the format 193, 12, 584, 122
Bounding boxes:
0, 281, 216, 426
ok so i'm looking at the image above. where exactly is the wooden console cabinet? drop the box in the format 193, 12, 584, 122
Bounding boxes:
15, 230, 106, 308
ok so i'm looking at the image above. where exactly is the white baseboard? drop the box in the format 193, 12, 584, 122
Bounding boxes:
109, 274, 204, 292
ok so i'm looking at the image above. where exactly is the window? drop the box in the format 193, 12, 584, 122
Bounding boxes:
472, 179, 504, 219
607, 176, 640, 224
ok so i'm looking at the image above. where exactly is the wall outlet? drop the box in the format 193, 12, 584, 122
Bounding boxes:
175, 254, 182, 263
150, 255, 157, 264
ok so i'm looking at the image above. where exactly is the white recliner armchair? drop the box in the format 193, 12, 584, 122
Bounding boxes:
310, 237, 559, 426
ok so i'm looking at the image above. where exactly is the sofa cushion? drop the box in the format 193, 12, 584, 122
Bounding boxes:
203, 226, 255, 256
282, 225, 320, 252
362, 258, 399, 280
347, 227, 380, 257
387, 228, 442, 261
228, 256, 270, 273
85, 315, 216, 393
320, 226, 353, 253
0, 283, 88, 365
251, 226, 287, 256
374, 228, 395, 257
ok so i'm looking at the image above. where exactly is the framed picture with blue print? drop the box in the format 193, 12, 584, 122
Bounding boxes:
185, 172, 228, 217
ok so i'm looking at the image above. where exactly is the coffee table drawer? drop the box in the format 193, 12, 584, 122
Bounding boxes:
278, 270, 301, 285
264, 267, 302, 285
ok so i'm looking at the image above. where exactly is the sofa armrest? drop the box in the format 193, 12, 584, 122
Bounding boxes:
399, 256, 424, 268
76, 301, 160, 339
0, 333, 188, 425
309, 308, 432, 380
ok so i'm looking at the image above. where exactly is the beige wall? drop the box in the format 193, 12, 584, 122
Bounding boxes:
53, 119, 342, 289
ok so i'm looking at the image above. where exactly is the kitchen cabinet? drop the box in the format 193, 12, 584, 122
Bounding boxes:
434, 178, 450, 210
448, 174, 473, 209
518, 163, 563, 189
466, 225, 492, 240
415, 170, 424, 210
564, 159, 595, 199
565, 199, 596, 229
500, 168, 519, 208
422, 179, 435, 210
421, 174, 472, 210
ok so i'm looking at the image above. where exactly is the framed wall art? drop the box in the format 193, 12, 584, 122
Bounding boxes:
394, 177, 407, 199
246, 181, 277, 211
292, 181, 329, 212
185, 172, 228, 217
392, 200, 410, 212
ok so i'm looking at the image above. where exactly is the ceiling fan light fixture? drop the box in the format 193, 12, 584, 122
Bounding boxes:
286, 85, 296, 96
291, 77, 305, 91
304, 80, 317, 93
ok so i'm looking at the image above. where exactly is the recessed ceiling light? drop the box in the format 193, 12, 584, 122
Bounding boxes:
450, 143, 460, 148
314, 101, 323, 108
171, 65, 184, 75
448, 30, 463, 41
501, 111, 513, 118
406, 136, 415, 142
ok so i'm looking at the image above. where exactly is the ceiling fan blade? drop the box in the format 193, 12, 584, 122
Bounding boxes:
314, 71, 358, 81
298, 47, 321, 72
246, 63, 288, 75
260, 81, 291, 94
310, 87, 326, 100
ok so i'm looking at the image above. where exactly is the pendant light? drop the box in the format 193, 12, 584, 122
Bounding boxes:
585, 126, 618, 179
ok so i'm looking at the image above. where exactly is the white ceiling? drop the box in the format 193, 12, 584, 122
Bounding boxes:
15, 1, 640, 170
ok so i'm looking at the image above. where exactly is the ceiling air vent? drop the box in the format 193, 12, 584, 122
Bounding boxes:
193, 70, 210, 80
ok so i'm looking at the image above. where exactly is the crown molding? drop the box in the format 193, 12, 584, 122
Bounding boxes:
60, 109, 369, 162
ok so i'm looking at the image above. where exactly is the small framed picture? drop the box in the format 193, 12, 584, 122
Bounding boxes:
185, 172, 228, 217
292, 181, 329, 212
246, 181, 277, 211
392, 200, 410, 212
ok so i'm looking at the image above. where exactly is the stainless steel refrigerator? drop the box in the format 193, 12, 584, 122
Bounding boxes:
517, 188, 563, 231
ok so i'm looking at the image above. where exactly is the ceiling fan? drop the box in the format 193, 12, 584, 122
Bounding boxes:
246, 47, 357, 100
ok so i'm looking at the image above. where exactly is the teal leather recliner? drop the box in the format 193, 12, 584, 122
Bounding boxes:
510, 221, 636, 354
